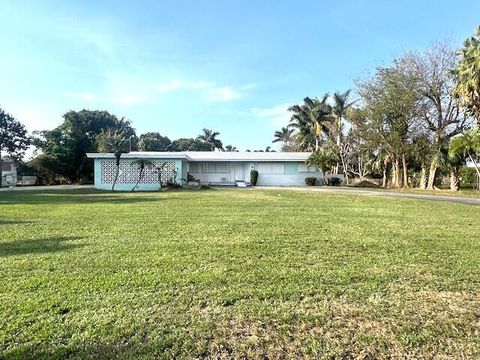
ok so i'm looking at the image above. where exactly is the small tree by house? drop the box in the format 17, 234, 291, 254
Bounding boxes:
307, 147, 339, 185
96, 128, 129, 191
449, 128, 480, 190
131, 159, 154, 191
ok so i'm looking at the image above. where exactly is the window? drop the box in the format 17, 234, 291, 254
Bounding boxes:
299, 164, 317, 173
203, 162, 229, 173
257, 162, 285, 174
189, 162, 200, 172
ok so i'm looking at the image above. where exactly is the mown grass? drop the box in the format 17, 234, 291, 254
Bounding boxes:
0, 189, 479, 359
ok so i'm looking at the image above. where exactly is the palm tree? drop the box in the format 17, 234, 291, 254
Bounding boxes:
197, 128, 223, 151
272, 127, 294, 149
453, 26, 480, 126
96, 128, 128, 191
449, 128, 480, 190
288, 95, 333, 151
131, 159, 154, 191
332, 90, 355, 145
306, 148, 338, 185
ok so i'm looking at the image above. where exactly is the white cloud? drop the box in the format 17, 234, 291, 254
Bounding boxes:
155, 80, 254, 102
251, 103, 292, 128
205, 86, 244, 102
64, 92, 95, 101
155, 80, 210, 93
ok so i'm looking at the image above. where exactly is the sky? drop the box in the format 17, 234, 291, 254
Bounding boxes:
0, 1, 479, 154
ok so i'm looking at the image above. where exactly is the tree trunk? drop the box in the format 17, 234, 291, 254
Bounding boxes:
315, 138, 319, 151
426, 159, 438, 190
382, 157, 389, 188
449, 167, 459, 191
112, 156, 121, 192
401, 154, 409, 188
468, 154, 480, 191
132, 167, 145, 192
419, 165, 427, 190
392, 157, 401, 188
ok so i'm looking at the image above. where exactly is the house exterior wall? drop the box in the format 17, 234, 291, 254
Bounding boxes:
94, 158, 184, 191
189, 161, 321, 186
1, 160, 17, 187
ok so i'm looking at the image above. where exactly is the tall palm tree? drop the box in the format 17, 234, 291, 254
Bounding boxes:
131, 159, 154, 191
288, 95, 333, 151
96, 128, 128, 191
197, 128, 223, 151
272, 127, 294, 149
453, 26, 480, 126
332, 90, 355, 145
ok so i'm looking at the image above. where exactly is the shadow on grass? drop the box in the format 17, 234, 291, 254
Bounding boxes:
0, 236, 84, 257
0, 190, 171, 205
0, 219, 33, 226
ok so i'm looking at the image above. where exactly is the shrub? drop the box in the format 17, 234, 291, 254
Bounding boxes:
327, 176, 342, 186
459, 166, 478, 186
250, 169, 258, 186
187, 172, 198, 182
305, 177, 317, 186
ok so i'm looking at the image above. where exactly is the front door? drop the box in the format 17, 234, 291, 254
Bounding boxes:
231, 164, 244, 182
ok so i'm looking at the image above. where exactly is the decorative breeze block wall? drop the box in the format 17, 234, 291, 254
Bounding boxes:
100, 160, 176, 184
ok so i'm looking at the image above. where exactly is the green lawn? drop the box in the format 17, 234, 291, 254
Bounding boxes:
1, 189, 479, 359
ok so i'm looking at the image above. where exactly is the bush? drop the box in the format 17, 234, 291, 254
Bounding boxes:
459, 166, 478, 186
327, 177, 342, 186
250, 169, 258, 186
305, 177, 317, 186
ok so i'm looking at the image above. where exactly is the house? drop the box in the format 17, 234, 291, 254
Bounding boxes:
1, 157, 17, 187
86, 151, 320, 190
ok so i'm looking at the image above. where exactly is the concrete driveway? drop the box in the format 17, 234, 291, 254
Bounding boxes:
255, 186, 480, 206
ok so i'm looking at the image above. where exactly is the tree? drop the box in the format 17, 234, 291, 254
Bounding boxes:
288, 95, 333, 151
454, 26, 480, 126
332, 90, 356, 174
224, 145, 238, 152
403, 44, 471, 189
170, 138, 212, 151
138, 132, 171, 151
32, 110, 135, 183
131, 159, 154, 191
96, 128, 129, 191
0, 107, 30, 185
272, 127, 294, 151
449, 128, 480, 190
306, 147, 338, 185
197, 128, 223, 151
357, 63, 420, 188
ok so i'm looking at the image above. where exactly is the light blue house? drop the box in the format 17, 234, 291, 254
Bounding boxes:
86, 151, 320, 190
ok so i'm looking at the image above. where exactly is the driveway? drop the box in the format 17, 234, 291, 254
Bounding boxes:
255, 186, 480, 206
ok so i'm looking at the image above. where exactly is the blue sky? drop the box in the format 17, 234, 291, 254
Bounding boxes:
1, 1, 479, 153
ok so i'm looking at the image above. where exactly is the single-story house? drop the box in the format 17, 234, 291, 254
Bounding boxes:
86, 151, 321, 190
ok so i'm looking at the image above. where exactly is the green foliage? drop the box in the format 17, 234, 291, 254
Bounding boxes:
307, 147, 339, 174
304, 176, 317, 186
31, 110, 135, 183
0, 107, 30, 162
327, 176, 342, 186
459, 166, 478, 186
196, 128, 223, 151
454, 26, 480, 125
250, 169, 258, 186
138, 132, 171, 151
170, 138, 212, 151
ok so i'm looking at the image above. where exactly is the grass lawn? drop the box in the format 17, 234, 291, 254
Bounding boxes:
1, 189, 479, 359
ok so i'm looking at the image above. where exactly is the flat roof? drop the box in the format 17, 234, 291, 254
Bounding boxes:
86, 151, 311, 162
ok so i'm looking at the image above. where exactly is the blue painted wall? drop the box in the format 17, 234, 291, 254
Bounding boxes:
94, 158, 184, 191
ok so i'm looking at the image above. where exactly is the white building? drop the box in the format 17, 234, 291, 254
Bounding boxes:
86, 151, 321, 190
